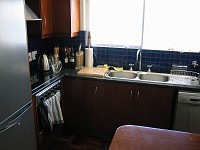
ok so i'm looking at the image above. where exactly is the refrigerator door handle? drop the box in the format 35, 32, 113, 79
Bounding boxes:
0, 120, 21, 134
0, 102, 32, 134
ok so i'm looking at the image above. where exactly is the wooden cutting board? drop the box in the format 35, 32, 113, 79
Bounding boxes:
77, 67, 108, 78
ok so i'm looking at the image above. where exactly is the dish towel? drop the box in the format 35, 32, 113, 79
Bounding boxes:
43, 91, 64, 129
38, 103, 49, 129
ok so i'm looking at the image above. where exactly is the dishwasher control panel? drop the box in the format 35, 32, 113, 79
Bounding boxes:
178, 91, 200, 105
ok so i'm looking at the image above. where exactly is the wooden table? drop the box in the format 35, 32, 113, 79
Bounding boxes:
109, 125, 200, 150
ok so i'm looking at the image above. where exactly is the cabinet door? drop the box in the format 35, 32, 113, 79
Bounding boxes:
41, 0, 53, 38
52, 0, 80, 37
26, 0, 53, 38
63, 77, 99, 131
134, 85, 175, 129
98, 81, 135, 135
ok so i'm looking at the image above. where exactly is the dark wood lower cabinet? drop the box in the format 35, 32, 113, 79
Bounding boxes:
133, 85, 175, 129
63, 77, 99, 131
98, 81, 134, 134
63, 77, 176, 136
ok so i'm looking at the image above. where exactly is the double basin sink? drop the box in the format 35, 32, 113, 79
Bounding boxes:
105, 70, 170, 82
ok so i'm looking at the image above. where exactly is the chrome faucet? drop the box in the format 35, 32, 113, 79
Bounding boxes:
192, 61, 198, 68
136, 49, 142, 71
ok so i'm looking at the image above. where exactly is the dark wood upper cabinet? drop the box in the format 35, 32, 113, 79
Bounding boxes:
40, 0, 53, 38
26, 0, 80, 38
26, 0, 53, 39
52, 0, 80, 37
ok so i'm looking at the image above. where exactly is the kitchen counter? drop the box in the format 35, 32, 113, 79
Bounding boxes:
63, 69, 200, 91
109, 125, 200, 150
31, 68, 200, 95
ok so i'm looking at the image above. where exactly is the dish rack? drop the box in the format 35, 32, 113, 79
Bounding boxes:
170, 70, 200, 77
170, 70, 200, 86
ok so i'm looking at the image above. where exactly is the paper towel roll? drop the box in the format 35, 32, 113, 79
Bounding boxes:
85, 48, 93, 67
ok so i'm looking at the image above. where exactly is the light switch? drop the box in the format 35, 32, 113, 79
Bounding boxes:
32, 50, 37, 60
28, 52, 32, 62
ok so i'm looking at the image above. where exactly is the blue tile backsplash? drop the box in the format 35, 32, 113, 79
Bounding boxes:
93, 47, 200, 73
28, 31, 200, 74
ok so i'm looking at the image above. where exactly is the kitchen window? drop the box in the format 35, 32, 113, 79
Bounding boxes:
142, 0, 200, 52
83, 0, 144, 49
83, 0, 200, 52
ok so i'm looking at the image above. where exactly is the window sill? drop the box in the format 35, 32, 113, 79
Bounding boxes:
91, 44, 141, 49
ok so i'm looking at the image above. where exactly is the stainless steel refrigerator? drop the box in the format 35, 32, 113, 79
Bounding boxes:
0, 0, 37, 149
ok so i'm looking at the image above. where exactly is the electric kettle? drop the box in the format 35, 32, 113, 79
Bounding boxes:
38, 53, 50, 72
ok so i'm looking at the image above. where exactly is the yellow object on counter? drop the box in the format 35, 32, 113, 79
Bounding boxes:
103, 64, 123, 71
114, 67, 123, 71
103, 64, 109, 69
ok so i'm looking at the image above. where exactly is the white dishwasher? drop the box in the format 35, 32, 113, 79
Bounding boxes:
174, 91, 200, 134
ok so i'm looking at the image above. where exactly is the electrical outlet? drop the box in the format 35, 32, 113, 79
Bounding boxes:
32, 50, 37, 60
28, 52, 32, 62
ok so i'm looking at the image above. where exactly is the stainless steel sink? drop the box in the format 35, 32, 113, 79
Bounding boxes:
138, 72, 169, 82
105, 70, 169, 82
104, 69, 200, 86
105, 70, 137, 79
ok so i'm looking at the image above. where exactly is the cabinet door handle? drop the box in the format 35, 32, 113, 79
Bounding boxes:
43, 16, 46, 29
95, 86, 98, 95
130, 90, 133, 98
137, 91, 140, 101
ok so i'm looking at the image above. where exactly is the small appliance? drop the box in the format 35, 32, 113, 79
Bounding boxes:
38, 54, 50, 72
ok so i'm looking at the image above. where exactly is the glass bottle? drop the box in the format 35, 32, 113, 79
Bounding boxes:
69, 48, 75, 69
63, 47, 69, 68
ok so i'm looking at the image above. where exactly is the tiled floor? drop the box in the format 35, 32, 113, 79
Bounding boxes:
49, 132, 112, 150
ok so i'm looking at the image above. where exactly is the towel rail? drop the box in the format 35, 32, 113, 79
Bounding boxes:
36, 79, 61, 105
33, 79, 62, 143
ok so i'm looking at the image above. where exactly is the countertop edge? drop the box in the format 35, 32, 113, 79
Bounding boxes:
32, 69, 200, 95
63, 69, 200, 91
